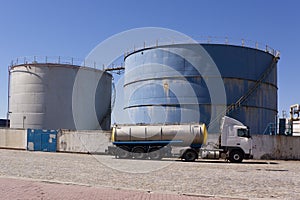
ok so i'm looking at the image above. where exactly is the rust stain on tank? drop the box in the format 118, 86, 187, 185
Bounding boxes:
163, 81, 169, 97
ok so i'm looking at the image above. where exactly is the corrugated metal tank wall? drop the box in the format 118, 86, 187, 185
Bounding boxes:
9, 63, 112, 130
123, 44, 277, 134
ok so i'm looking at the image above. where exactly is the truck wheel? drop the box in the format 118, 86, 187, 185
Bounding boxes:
149, 147, 162, 160
229, 150, 244, 163
132, 146, 147, 159
116, 146, 131, 159
182, 149, 198, 162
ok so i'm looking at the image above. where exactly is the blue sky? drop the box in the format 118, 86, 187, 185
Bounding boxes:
0, 0, 299, 118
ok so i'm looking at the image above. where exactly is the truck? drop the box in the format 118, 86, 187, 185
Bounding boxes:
109, 116, 253, 163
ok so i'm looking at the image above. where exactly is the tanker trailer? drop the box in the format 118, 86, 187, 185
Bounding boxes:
109, 116, 253, 162
111, 123, 207, 161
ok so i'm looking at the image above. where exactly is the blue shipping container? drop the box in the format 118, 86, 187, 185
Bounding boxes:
27, 129, 58, 152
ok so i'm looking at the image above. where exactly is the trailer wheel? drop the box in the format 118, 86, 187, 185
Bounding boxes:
182, 149, 198, 162
116, 146, 131, 159
149, 147, 162, 160
229, 150, 244, 163
132, 146, 147, 159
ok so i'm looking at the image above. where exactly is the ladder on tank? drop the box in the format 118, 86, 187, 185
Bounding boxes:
208, 52, 280, 128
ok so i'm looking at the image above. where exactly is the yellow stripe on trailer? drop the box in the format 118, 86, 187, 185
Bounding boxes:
111, 126, 116, 142
202, 124, 208, 145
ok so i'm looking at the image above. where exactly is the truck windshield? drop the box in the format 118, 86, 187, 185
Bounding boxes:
237, 129, 250, 138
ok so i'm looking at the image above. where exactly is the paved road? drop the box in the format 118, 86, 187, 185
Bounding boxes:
0, 177, 232, 200
0, 149, 299, 199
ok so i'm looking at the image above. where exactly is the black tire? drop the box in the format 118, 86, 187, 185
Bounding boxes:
182, 149, 198, 162
149, 147, 162, 160
116, 146, 131, 159
229, 150, 244, 163
132, 146, 147, 159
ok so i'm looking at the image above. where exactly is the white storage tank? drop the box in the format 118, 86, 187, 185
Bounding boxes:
9, 61, 112, 130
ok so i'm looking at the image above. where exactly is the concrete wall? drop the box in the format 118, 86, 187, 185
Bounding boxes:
252, 135, 300, 160
0, 128, 26, 149
57, 130, 111, 154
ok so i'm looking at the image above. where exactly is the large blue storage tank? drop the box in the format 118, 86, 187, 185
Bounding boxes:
123, 43, 278, 134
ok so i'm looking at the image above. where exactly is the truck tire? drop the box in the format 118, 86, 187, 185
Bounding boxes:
149, 147, 162, 160
229, 150, 244, 163
182, 149, 198, 162
116, 146, 131, 159
132, 146, 147, 159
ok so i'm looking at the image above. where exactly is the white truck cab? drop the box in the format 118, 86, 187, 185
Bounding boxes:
220, 116, 253, 162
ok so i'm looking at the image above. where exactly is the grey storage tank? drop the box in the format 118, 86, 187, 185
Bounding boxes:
122, 43, 278, 134
9, 59, 112, 130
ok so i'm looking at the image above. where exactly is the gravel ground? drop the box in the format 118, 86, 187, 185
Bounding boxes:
0, 149, 299, 199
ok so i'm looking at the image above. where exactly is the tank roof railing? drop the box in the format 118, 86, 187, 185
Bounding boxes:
124, 36, 280, 58
10, 36, 279, 70
10, 55, 119, 71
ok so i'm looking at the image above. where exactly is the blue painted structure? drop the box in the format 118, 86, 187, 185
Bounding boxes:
123, 44, 278, 134
27, 129, 58, 152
